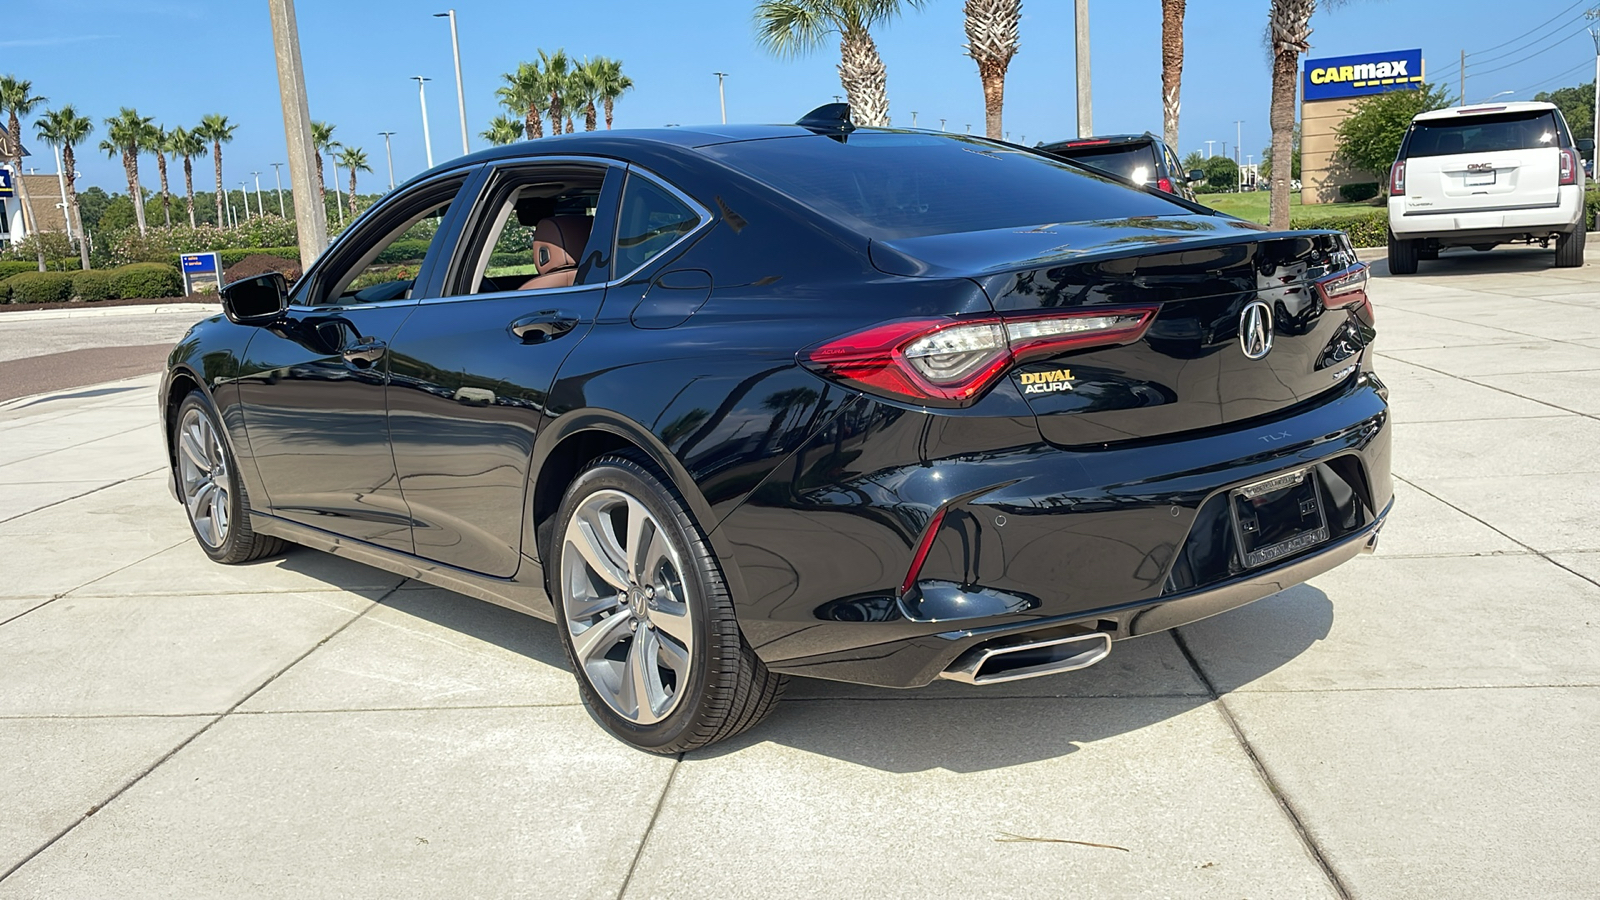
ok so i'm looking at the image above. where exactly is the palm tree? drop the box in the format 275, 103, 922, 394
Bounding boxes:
755, 0, 925, 127
147, 125, 173, 227
481, 115, 525, 146
0, 75, 47, 245
194, 114, 236, 227
496, 62, 546, 139
102, 107, 156, 235
573, 58, 605, 132
1161, 0, 1185, 150
33, 105, 93, 269
537, 49, 574, 138
962, 0, 1021, 139
594, 57, 634, 130
336, 146, 371, 219
311, 120, 339, 200
166, 126, 207, 227
1266, 0, 1316, 229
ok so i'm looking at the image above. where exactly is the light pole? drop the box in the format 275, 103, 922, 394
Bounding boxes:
434, 11, 469, 155
911, 110, 918, 127
713, 72, 729, 124
413, 76, 435, 169
240, 182, 252, 220
1474, 90, 1514, 104
51, 145, 72, 241
940, 118, 946, 131
270, 162, 286, 216
252, 171, 266, 217
1074, 0, 1092, 137
1234, 120, 1243, 165
331, 157, 345, 228
1205, 139, 1215, 158
378, 131, 396, 190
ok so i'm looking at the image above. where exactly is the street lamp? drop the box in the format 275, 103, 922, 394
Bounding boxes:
251, 172, 266, 217
713, 72, 729, 124
270, 162, 286, 216
433, 11, 469, 155
378, 131, 396, 190
1475, 90, 1515, 104
413, 76, 435, 169
331, 156, 345, 228
1234, 120, 1244, 165
940, 118, 946, 131
240, 182, 252, 220
911, 110, 918, 127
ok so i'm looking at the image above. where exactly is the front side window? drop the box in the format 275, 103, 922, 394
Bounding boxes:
306, 178, 465, 306
613, 174, 701, 278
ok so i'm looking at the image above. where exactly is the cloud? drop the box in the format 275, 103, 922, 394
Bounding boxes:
0, 35, 111, 49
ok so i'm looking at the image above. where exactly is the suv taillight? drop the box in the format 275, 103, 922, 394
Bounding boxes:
1157, 177, 1174, 193
1389, 161, 1406, 195
800, 307, 1159, 407
1559, 148, 1579, 186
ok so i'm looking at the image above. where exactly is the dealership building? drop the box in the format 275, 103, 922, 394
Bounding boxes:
1301, 48, 1424, 205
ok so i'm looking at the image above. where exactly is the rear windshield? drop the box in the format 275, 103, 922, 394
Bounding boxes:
1043, 142, 1160, 184
1406, 110, 1562, 158
702, 132, 1192, 239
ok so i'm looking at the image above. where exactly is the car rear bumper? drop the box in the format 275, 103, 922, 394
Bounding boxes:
1389, 188, 1583, 240
723, 371, 1393, 688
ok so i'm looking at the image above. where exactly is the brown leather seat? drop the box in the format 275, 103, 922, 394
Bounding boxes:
518, 216, 593, 290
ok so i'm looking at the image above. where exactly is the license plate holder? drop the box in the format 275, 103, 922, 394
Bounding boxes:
1229, 469, 1330, 568
1464, 167, 1496, 187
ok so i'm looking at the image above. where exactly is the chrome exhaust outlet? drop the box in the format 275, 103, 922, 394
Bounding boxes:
1362, 528, 1381, 554
939, 632, 1112, 685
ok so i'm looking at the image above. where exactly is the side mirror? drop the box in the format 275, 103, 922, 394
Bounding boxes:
1189, 169, 1206, 183
221, 272, 288, 325
1578, 138, 1595, 155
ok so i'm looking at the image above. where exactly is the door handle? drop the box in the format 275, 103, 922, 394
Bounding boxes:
510, 311, 579, 344
341, 338, 387, 368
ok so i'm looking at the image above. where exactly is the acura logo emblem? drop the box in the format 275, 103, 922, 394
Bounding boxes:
1239, 301, 1274, 360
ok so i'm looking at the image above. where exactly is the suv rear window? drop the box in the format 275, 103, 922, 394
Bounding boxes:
1046, 142, 1160, 184
1406, 110, 1563, 158
704, 133, 1189, 239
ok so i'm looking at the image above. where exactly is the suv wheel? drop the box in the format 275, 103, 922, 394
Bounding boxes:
173, 392, 285, 564
1387, 230, 1419, 275
551, 454, 784, 753
1555, 220, 1586, 268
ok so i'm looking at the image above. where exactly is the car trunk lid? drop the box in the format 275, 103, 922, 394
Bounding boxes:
869, 215, 1373, 448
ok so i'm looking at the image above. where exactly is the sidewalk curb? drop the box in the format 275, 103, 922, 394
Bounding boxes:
0, 302, 220, 324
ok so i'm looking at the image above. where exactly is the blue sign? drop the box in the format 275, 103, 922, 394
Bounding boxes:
181, 252, 218, 273
1304, 49, 1425, 102
0, 168, 12, 198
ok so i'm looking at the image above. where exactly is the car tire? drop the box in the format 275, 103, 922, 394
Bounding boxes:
1555, 220, 1586, 268
1387, 230, 1419, 275
551, 453, 785, 753
172, 392, 286, 564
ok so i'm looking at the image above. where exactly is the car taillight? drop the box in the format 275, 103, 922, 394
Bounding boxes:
1390, 161, 1406, 195
1157, 177, 1174, 193
900, 506, 948, 596
1559, 148, 1579, 186
1316, 263, 1372, 319
800, 307, 1159, 407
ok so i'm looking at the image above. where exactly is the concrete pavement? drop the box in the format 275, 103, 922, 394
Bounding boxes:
1, 246, 1597, 897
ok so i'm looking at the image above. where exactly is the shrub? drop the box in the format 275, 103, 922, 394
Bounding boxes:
374, 239, 432, 265
111, 263, 184, 299
1586, 187, 1600, 229
71, 269, 118, 302
5, 271, 74, 304
1293, 209, 1388, 248
0, 260, 40, 281
1338, 182, 1381, 203
219, 246, 298, 267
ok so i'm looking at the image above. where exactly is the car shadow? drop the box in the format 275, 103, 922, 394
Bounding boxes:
270, 545, 1332, 773
1369, 245, 1583, 279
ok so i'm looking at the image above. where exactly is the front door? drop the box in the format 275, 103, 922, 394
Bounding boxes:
385, 161, 624, 575
237, 171, 472, 552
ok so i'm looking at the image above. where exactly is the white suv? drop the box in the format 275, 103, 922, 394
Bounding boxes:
1387, 101, 1591, 273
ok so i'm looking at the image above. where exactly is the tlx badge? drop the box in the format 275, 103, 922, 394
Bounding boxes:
1018, 368, 1074, 394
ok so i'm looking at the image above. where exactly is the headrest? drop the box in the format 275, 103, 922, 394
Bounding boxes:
531, 216, 592, 273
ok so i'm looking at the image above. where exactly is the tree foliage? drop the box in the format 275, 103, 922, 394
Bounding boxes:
1259, 124, 1300, 181
1200, 155, 1239, 191
1335, 83, 1452, 182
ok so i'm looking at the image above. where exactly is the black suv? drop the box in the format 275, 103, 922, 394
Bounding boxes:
1038, 132, 1199, 201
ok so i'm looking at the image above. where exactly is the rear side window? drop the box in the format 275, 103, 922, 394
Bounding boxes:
705, 133, 1188, 240
614, 174, 701, 277
1406, 111, 1562, 158
1052, 143, 1161, 185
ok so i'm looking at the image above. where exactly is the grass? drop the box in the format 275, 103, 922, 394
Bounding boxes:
1199, 191, 1381, 224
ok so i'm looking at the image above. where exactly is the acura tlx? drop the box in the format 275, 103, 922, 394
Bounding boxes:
162, 105, 1390, 752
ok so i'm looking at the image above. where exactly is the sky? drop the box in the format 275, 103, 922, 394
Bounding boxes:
5, 0, 1597, 195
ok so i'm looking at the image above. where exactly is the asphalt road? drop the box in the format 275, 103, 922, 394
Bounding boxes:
0, 308, 213, 402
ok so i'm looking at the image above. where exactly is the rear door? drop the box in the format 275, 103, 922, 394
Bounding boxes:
1401, 108, 1565, 214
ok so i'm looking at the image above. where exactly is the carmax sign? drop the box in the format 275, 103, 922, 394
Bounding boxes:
1303, 49, 1424, 102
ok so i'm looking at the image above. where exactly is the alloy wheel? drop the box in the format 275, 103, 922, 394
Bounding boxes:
561, 489, 695, 725
177, 407, 231, 548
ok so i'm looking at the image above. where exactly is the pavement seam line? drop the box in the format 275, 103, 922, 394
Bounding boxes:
0, 466, 167, 526
1394, 474, 1600, 592
0, 425, 165, 473
0, 537, 188, 629
1373, 351, 1600, 421
0, 584, 393, 885
1170, 629, 1355, 900
615, 754, 682, 900
1379, 301, 1600, 350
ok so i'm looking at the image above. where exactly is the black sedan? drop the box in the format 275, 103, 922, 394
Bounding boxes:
162, 109, 1392, 753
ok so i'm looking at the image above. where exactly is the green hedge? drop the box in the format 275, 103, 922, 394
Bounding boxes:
0, 261, 41, 282
71, 269, 118, 302
168, 247, 300, 271
1586, 188, 1600, 229
4, 271, 74, 304
374, 239, 432, 265
1338, 182, 1381, 203
1292, 209, 1388, 249
112, 263, 183, 299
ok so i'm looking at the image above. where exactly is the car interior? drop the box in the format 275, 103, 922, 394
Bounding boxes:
466, 176, 606, 295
